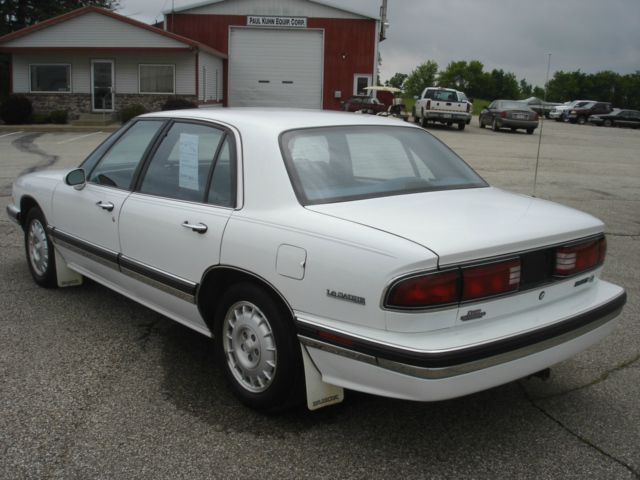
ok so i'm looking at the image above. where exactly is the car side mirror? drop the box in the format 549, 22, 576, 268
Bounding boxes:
65, 168, 86, 190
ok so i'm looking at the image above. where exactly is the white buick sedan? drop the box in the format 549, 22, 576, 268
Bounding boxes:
7, 109, 626, 412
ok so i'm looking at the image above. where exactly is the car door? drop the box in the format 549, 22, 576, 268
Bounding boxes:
51, 119, 165, 274
118, 120, 237, 306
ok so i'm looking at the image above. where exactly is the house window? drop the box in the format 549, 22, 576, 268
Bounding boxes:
29, 64, 71, 92
353, 74, 372, 95
139, 64, 175, 94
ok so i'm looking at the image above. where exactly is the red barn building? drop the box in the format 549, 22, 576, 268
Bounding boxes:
163, 0, 383, 110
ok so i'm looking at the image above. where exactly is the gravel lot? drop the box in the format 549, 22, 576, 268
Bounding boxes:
1, 119, 639, 479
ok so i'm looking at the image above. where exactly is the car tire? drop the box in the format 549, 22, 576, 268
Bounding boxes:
603, 119, 612, 127
24, 206, 57, 288
526, 128, 534, 135
492, 118, 500, 132
420, 110, 428, 128
214, 282, 304, 412
577, 116, 586, 125
412, 106, 419, 123
457, 123, 465, 131
510, 127, 516, 132
479, 118, 485, 128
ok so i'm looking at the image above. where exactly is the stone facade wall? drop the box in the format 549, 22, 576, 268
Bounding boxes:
26, 94, 91, 119
24, 93, 199, 120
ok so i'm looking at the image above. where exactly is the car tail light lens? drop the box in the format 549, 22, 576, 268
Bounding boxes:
386, 259, 523, 308
500, 111, 508, 118
466, 103, 471, 113
554, 238, 606, 276
462, 259, 521, 301
387, 271, 459, 308
426, 100, 431, 109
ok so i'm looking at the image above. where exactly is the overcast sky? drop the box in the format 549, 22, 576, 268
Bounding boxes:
118, 0, 640, 87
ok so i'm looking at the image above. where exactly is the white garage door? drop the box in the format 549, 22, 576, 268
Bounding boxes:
228, 28, 323, 108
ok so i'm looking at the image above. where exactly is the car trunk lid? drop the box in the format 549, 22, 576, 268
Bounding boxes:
306, 187, 603, 266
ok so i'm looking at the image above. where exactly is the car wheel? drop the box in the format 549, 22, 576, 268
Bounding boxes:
492, 118, 500, 132
215, 282, 304, 412
412, 106, 418, 123
577, 116, 586, 125
420, 110, 428, 128
457, 122, 465, 131
510, 127, 516, 132
603, 119, 612, 127
24, 207, 57, 288
526, 128, 534, 135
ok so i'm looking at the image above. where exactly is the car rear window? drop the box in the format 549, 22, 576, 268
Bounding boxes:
280, 126, 487, 205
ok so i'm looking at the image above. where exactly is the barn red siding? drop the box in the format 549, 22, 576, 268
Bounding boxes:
166, 14, 376, 110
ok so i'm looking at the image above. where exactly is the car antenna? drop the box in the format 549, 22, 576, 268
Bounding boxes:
533, 53, 552, 197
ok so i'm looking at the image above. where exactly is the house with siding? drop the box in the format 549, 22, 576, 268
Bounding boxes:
0, 6, 226, 119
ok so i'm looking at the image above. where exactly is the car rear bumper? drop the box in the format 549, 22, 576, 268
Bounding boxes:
6, 204, 21, 225
499, 118, 538, 129
297, 285, 625, 401
425, 111, 471, 122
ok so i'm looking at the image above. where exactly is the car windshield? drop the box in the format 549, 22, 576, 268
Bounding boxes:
500, 101, 529, 109
280, 126, 487, 205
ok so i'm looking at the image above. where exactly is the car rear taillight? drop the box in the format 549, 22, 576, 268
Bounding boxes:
533, 112, 539, 120
426, 100, 431, 109
462, 259, 521, 301
466, 103, 471, 113
386, 259, 522, 309
387, 271, 459, 308
554, 237, 606, 276
500, 111, 508, 118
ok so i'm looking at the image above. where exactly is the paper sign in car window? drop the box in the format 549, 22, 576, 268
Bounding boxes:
179, 133, 199, 191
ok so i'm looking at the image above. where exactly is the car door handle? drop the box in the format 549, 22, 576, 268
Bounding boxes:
96, 201, 114, 212
182, 221, 208, 234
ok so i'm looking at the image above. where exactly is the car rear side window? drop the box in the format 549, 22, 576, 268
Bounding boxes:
138, 122, 228, 204
88, 120, 163, 189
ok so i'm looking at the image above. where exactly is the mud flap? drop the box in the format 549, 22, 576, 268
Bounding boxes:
54, 246, 83, 287
300, 343, 344, 410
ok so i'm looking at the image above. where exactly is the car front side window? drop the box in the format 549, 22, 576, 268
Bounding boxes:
88, 120, 164, 189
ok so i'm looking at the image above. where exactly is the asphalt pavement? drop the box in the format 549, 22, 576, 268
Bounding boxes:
0, 120, 638, 479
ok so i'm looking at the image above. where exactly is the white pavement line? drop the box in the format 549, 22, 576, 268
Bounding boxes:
0, 131, 24, 139
56, 131, 103, 145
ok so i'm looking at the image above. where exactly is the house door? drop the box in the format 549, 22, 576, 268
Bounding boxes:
91, 60, 114, 112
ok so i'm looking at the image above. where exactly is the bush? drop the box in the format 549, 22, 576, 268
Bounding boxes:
31, 113, 50, 124
0, 94, 33, 124
49, 110, 68, 124
119, 104, 147, 124
161, 96, 197, 111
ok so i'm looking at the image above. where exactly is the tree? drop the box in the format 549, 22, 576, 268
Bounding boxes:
437, 60, 486, 99
0, 0, 119, 35
485, 69, 519, 100
386, 72, 408, 90
519, 79, 533, 98
403, 60, 438, 97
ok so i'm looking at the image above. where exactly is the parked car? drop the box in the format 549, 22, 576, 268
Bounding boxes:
567, 101, 612, 124
7, 109, 626, 412
549, 100, 595, 122
341, 95, 386, 114
588, 109, 640, 129
413, 87, 472, 130
520, 97, 562, 118
479, 100, 539, 134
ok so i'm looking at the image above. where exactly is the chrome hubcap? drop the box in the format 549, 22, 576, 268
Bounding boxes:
223, 301, 277, 393
28, 219, 49, 276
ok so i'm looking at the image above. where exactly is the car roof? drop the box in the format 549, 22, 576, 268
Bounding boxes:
140, 108, 416, 132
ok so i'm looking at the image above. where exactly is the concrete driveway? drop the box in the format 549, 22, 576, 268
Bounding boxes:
1, 121, 638, 479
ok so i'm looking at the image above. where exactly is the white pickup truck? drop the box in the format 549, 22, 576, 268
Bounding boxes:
413, 87, 472, 130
